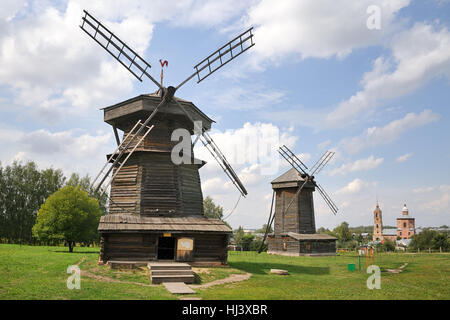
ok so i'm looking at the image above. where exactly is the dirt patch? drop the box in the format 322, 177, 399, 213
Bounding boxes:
81, 270, 158, 287
189, 272, 251, 289
192, 267, 211, 274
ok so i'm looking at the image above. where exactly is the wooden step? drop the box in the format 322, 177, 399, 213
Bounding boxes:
151, 270, 194, 276
151, 274, 195, 284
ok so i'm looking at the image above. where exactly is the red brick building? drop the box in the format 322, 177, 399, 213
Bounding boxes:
397, 204, 415, 239
372, 203, 415, 242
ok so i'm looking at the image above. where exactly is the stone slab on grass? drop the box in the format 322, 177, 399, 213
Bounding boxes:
270, 269, 289, 275
163, 282, 196, 294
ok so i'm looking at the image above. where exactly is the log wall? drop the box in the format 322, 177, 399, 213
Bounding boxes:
102, 233, 228, 263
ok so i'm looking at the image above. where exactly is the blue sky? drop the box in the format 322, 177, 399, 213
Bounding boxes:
0, 0, 449, 230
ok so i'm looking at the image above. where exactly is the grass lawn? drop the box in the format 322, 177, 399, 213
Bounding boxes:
0, 244, 448, 300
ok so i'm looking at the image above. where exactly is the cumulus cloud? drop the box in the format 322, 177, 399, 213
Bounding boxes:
326, 23, 450, 127
0, 125, 112, 176
247, 0, 410, 63
336, 178, 374, 195
330, 155, 383, 176
339, 109, 439, 155
396, 153, 413, 163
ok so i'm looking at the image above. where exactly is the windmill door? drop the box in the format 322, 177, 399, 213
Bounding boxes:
176, 237, 194, 262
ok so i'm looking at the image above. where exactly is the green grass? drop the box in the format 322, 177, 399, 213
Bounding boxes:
0, 244, 448, 300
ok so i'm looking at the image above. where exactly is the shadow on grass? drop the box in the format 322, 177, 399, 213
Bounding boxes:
49, 250, 99, 254
229, 261, 330, 275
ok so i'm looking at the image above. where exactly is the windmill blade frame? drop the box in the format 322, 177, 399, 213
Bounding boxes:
80, 10, 162, 90
172, 97, 248, 196
278, 145, 308, 176
175, 27, 255, 90
310, 150, 335, 176
314, 183, 338, 215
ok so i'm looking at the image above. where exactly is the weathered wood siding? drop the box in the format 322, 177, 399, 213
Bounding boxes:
103, 233, 227, 263
273, 187, 315, 235
103, 233, 157, 261
268, 235, 336, 255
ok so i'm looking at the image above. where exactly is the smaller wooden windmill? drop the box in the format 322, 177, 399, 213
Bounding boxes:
260, 145, 338, 256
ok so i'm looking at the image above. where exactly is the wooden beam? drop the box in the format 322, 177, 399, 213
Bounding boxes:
113, 125, 121, 146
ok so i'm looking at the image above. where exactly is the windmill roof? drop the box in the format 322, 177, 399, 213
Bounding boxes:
271, 168, 315, 189
101, 91, 214, 130
98, 214, 232, 233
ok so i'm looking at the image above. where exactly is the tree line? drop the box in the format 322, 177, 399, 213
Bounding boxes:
0, 161, 106, 245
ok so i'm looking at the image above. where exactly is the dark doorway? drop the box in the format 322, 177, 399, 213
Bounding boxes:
157, 237, 175, 260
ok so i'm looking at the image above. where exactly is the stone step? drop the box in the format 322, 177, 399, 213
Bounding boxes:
151, 269, 194, 276
151, 274, 195, 284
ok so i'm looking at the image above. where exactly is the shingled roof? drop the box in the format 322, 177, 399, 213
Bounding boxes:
271, 168, 315, 189
98, 214, 232, 233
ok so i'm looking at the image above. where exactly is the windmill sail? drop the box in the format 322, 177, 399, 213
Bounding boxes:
80, 10, 161, 89
172, 98, 248, 196
176, 28, 255, 90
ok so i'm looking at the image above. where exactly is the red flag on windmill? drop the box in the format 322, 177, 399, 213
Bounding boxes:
159, 59, 168, 86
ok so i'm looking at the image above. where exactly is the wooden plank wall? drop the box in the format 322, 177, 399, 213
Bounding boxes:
298, 190, 315, 234
273, 188, 316, 235
179, 165, 204, 216
103, 233, 227, 262
140, 153, 180, 215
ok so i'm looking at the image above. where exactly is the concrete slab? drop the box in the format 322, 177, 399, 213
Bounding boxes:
163, 282, 196, 294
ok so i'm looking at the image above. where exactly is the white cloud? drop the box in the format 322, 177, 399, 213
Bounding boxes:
418, 185, 450, 214
0, 125, 112, 177
0, 0, 254, 120
248, 0, 410, 63
339, 109, 439, 155
336, 178, 373, 195
330, 155, 383, 176
396, 152, 413, 163
326, 23, 450, 127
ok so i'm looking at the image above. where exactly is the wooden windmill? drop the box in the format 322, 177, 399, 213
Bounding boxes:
260, 145, 338, 256
79, 10, 254, 264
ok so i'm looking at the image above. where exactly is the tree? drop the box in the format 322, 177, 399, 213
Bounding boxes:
66, 173, 108, 216
410, 229, 437, 250
203, 196, 231, 229
0, 161, 65, 244
238, 234, 255, 251
32, 186, 102, 252
432, 233, 449, 251
203, 196, 224, 219
382, 239, 396, 252
256, 224, 273, 234
333, 222, 352, 242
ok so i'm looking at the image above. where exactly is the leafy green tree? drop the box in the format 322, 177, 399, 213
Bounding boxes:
250, 238, 267, 252
238, 233, 255, 251
203, 196, 224, 219
382, 239, 396, 252
333, 222, 352, 242
410, 229, 437, 250
431, 233, 449, 251
256, 224, 273, 234
32, 186, 102, 252
66, 173, 108, 216
233, 226, 245, 245
0, 161, 65, 244
203, 196, 231, 229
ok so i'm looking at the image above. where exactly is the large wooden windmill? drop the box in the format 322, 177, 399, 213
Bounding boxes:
260, 145, 338, 256
79, 11, 254, 264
